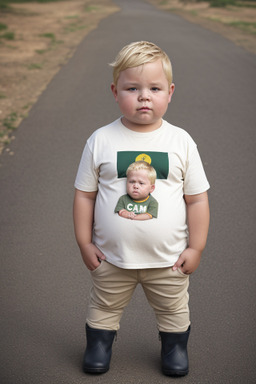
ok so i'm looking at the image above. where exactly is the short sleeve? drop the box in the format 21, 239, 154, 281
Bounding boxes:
183, 147, 210, 195
74, 142, 99, 192
148, 197, 159, 218
114, 196, 125, 213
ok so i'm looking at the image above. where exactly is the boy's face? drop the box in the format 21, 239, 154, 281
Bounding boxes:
111, 59, 174, 132
126, 170, 155, 201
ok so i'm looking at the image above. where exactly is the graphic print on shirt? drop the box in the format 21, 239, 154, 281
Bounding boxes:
115, 194, 159, 218
117, 151, 169, 179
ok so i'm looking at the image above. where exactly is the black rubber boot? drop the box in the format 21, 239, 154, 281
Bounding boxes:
159, 326, 190, 377
83, 324, 117, 374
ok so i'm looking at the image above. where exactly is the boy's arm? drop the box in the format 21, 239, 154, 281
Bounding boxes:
73, 189, 105, 270
133, 213, 152, 220
173, 191, 210, 274
118, 210, 152, 220
118, 209, 137, 219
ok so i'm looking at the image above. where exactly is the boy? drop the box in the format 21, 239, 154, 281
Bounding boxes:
115, 160, 158, 220
73, 41, 210, 376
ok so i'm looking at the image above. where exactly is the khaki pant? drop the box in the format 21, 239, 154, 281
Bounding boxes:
87, 260, 190, 333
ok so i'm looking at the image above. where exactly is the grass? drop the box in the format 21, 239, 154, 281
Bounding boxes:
1, 111, 21, 146
210, 0, 236, 7
210, 16, 256, 33
35, 49, 47, 54
22, 103, 32, 109
179, 0, 256, 7
0, 22, 15, 41
236, 1, 256, 7
0, 23, 8, 31
64, 23, 87, 33
228, 20, 256, 33
3, 112, 18, 131
65, 15, 79, 19
35, 32, 63, 54
0, 31, 15, 40
172, 0, 256, 36
0, 0, 64, 4
39, 32, 56, 41
0, 0, 65, 10
84, 5, 99, 12
201, 0, 256, 7
27, 63, 43, 70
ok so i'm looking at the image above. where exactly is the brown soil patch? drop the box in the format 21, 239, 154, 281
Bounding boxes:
0, 0, 255, 155
0, 0, 118, 154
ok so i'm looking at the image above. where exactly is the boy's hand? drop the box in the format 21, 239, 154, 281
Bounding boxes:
119, 210, 137, 219
173, 192, 209, 275
172, 247, 202, 275
81, 243, 106, 271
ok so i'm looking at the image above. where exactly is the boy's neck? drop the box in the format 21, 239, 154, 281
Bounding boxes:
121, 117, 163, 133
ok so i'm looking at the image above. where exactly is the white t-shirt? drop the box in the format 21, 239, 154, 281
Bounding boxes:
75, 118, 210, 269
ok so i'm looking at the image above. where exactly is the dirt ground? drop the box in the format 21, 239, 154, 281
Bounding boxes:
0, 0, 119, 155
0, 0, 255, 155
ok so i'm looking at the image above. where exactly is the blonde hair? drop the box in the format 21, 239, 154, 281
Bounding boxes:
109, 41, 173, 86
126, 161, 157, 185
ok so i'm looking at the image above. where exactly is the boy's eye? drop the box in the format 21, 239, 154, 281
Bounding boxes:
151, 87, 160, 92
128, 87, 137, 91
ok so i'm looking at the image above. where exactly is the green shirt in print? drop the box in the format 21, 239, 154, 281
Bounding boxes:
115, 194, 158, 218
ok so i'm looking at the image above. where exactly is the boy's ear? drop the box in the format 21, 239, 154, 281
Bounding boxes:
150, 184, 155, 193
168, 83, 175, 103
111, 83, 118, 101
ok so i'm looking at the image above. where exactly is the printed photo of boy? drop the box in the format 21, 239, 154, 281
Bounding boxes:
115, 161, 158, 220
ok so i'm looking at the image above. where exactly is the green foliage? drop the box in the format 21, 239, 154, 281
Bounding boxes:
84, 5, 99, 12
27, 63, 43, 69
3, 112, 18, 131
0, 21, 15, 40
0, 1, 10, 9
65, 15, 79, 19
0, 0, 64, 4
0, 31, 15, 40
64, 23, 87, 33
39, 32, 56, 41
195, 0, 256, 7
0, 0, 65, 9
236, 1, 256, 8
35, 49, 47, 54
210, 0, 236, 7
228, 20, 256, 33
0, 23, 8, 31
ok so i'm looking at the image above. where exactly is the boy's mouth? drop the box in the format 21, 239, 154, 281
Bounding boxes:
138, 106, 151, 111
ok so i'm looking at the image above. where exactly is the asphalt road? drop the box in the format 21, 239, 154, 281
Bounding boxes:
1, 0, 255, 383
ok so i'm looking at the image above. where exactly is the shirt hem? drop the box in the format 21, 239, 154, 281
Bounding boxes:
105, 258, 178, 270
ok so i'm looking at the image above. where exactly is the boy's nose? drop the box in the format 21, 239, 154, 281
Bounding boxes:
138, 90, 150, 101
